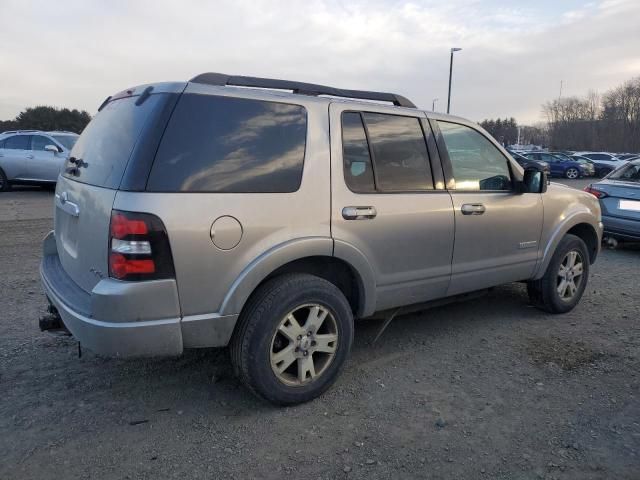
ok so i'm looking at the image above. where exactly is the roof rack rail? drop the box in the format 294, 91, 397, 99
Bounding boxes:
1, 129, 40, 134
189, 72, 416, 108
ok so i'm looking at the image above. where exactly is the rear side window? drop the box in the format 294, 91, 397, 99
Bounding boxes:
63, 94, 165, 188
342, 112, 375, 193
147, 94, 307, 193
438, 121, 512, 191
4, 135, 30, 150
341, 111, 433, 193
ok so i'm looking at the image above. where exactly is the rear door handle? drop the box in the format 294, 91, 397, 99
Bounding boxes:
461, 203, 486, 215
342, 206, 377, 220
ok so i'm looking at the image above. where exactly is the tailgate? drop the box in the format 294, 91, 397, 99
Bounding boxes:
54, 176, 116, 292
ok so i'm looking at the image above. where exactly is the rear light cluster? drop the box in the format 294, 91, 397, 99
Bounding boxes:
109, 210, 175, 281
584, 185, 608, 199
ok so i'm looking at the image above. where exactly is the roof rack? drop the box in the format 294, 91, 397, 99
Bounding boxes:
1, 129, 39, 134
189, 72, 416, 108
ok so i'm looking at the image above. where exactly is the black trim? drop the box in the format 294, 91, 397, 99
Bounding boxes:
119, 92, 181, 191
190, 72, 416, 108
428, 118, 455, 190
420, 118, 445, 190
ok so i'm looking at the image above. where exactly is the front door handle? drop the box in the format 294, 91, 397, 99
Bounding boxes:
461, 203, 486, 215
342, 206, 377, 220
26, 154, 34, 159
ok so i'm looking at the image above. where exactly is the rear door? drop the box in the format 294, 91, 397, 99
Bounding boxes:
54, 89, 176, 292
433, 120, 543, 296
30, 135, 65, 181
330, 103, 454, 312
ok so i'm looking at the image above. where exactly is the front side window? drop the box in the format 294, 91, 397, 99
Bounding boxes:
148, 94, 307, 193
4, 135, 30, 150
438, 121, 512, 191
32, 135, 57, 151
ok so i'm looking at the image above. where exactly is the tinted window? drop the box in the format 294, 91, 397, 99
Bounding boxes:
32, 135, 57, 151
610, 162, 640, 182
587, 154, 610, 161
438, 121, 512, 191
342, 112, 375, 193
52, 135, 78, 150
4, 135, 30, 150
148, 94, 307, 193
362, 113, 433, 191
63, 94, 165, 188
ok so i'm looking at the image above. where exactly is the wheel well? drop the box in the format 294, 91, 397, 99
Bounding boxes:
567, 223, 599, 263
262, 256, 362, 316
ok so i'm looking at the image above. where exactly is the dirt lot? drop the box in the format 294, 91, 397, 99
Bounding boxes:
1, 182, 639, 480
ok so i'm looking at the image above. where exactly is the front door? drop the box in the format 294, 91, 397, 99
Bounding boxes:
329, 103, 455, 313
433, 120, 544, 296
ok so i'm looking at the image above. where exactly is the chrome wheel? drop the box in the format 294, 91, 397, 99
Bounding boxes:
566, 168, 579, 179
557, 250, 584, 300
270, 304, 338, 386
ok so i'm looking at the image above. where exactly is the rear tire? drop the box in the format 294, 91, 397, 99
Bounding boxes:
527, 234, 590, 314
0, 168, 11, 192
230, 273, 354, 405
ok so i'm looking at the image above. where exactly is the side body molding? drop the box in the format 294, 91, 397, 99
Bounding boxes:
219, 237, 333, 316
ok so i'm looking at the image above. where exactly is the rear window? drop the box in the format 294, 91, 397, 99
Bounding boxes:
146, 94, 307, 193
63, 94, 165, 188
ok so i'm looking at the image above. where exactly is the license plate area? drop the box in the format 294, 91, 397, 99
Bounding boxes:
619, 199, 640, 212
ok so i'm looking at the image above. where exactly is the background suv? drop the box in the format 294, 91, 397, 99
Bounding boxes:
0, 130, 78, 191
40, 74, 602, 405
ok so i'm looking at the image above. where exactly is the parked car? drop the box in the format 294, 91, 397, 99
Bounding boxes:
568, 155, 596, 177
584, 158, 640, 241
572, 152, 626, 177
40, 74, 602, 405
506, 149, 551, 175
0, 130, 79, 191
616, 153, 640, 161
521, 152, 588, 179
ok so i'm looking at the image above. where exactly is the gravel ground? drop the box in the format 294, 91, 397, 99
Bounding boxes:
1, 181, 639, 480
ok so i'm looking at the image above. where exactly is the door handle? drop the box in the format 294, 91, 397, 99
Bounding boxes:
342, 206, 377, 220
461, 203, 486, 215
26, 154, 34, 159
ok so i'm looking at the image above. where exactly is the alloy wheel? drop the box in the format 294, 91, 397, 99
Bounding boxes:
557, 250, 584, 300
270, 304, 338, 386
566, 168, 579, 179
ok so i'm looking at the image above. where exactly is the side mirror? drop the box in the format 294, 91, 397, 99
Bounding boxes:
44, 145, 60, 153
520, 167, 548, 193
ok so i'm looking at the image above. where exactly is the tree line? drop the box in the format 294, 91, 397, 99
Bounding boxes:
481, 76, 640, 153
0, 106, 91, 134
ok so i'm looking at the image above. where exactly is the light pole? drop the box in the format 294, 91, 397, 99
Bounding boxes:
447, 47, 462, 114
432, 98, 439, 111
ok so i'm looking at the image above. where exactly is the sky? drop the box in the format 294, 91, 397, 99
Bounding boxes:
1, 0, 639, 125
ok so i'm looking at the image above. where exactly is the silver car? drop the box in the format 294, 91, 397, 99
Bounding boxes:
0, 130, 78, 191
40, 74, 603, 404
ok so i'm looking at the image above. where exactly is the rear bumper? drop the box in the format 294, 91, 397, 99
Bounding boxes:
602, 215, 640, 240
40, 231, 238, 357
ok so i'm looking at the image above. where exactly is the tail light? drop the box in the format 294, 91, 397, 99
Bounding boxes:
108, 210, 175, 281
584, 185, 608, 199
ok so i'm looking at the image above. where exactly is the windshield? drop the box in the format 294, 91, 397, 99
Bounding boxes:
609, 162, 640, 182
52, 135, 78, 150
63, 94, 164, 188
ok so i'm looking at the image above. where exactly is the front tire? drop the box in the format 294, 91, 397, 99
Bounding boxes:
527, 234, 590, 313
565, 167, 579, 179
230, 273, 354, 405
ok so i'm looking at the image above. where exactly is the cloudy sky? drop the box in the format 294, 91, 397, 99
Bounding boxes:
1, 0, 638, 124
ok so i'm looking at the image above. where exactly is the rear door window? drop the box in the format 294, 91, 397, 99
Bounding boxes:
4, 135, 31, 150
342, 112, 376, 193
147, 94, 307, 193
63, 94, 165, 188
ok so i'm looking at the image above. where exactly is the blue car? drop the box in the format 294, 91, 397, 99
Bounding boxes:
585, 158, 640, 241
522, 152, 588, 179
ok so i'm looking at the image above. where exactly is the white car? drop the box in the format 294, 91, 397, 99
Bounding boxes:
0, 130, 79, 191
